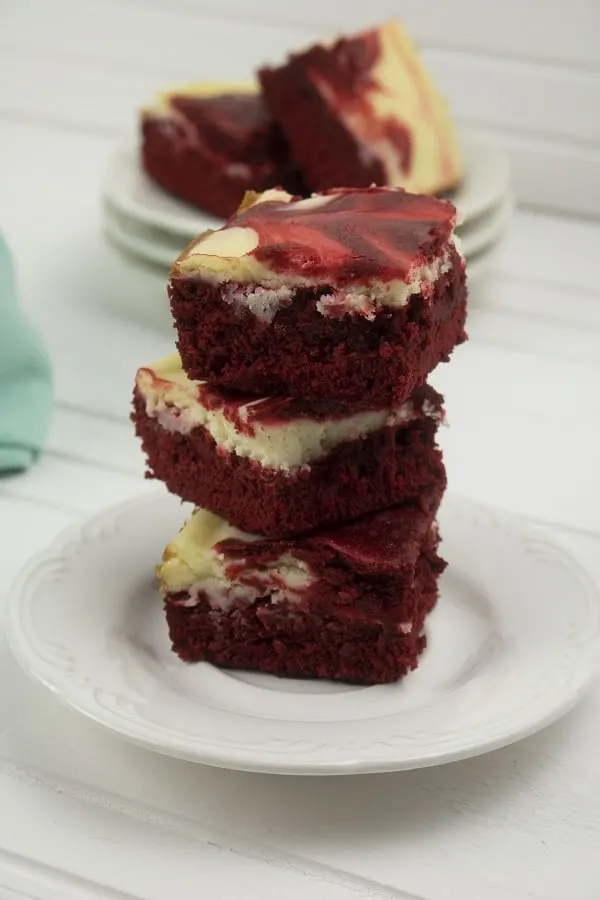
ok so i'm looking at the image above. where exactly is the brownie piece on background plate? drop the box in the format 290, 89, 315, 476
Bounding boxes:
259, 19, 463, 196
141, 83, 304, 218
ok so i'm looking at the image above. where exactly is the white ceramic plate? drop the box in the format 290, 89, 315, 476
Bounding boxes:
103, 202, 187, 269
457, 191, 514, 259
464, 246, 498, 286
102, 136, 511, 239
5, 492, 600, 775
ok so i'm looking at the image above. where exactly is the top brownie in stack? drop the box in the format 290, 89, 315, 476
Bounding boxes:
168, 186, 467, 405
259, 19, 463, 196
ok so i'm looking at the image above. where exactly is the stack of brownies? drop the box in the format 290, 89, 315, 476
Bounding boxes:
132, 184, 468, 685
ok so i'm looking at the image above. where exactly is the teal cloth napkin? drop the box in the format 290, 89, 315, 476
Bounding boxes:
0, 233, 52, 473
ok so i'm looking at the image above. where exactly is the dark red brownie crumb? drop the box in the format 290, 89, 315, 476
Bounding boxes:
141, 92, 305, 218
132, 384, 446, 537
169, 245, 467, 405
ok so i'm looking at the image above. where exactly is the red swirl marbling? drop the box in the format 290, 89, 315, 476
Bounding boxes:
233, 187, 456, 284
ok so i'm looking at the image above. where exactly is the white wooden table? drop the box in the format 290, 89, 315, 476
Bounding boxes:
2, 1, 600, 897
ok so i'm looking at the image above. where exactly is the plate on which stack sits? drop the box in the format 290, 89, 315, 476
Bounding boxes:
102, 134, 512, 286
5, 491, 600, 775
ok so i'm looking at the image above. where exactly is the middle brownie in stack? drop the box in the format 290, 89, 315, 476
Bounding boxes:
133, 185, 467, 684
133, 353, 446, 536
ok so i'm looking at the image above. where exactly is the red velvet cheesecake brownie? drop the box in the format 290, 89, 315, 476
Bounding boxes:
169, 186, 467, 404
259, 20, 463, 196
133, 353, 446, 537
141, 83, 303, 218
158, 484, 446, 684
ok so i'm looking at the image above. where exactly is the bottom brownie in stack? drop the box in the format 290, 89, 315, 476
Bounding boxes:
158, 479, 445, 685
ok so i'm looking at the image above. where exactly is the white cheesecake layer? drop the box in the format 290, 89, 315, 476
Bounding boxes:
158, 507, 313, 609
136, 353, 440, 472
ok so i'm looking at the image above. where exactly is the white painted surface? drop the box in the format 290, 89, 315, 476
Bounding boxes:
1, 1, 600, 896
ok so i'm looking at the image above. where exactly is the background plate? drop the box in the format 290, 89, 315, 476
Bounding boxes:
103, 136, 512, 238
102, 194, 512, 273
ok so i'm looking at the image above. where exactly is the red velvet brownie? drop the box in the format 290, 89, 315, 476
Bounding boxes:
133, 353, 446, 537
259, 20, 463, 196
169, 186, 467, 404
141, 83, 304, 218
158, 484, 446, 684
